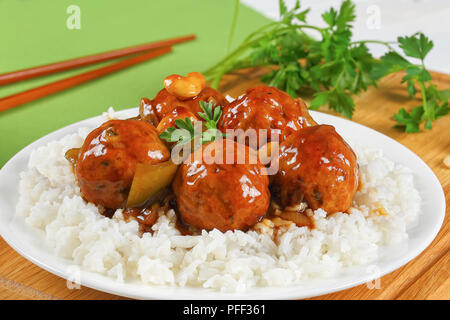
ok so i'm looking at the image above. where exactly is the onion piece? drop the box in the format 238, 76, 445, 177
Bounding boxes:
126, 160, 178, 208
276, 210, 313, 228
65, 147, 80, 168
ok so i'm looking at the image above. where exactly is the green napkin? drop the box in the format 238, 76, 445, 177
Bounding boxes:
0, 0, 269, 167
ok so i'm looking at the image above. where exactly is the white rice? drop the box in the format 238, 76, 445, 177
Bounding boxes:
15, 111, 421, 292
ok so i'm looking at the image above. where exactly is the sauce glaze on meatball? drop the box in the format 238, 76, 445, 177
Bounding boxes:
271, 125, 359, 214
219, 86, 316, 148
76, 120, 170, 209
173, 139, 270, 232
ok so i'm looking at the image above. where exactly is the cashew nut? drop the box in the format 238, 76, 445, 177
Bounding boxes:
164, 72, 206, 100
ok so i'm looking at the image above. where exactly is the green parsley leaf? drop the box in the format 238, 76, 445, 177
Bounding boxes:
393, 107, 424, 133
438, 89, 450, 101
322, 7, 337, 27
336, 0, 356, 30
295, 8, 310, 23
279, 0, 288, 17
371, 51, 411, 80
309, 91, 329, 110
159, 102, 225, 147
398, 33, 434, 60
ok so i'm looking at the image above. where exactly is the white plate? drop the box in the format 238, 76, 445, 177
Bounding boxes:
0, 108, 445, 300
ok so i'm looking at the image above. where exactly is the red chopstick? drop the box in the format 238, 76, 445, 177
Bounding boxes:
0, 47, 172, 112
0, 34, 195, 86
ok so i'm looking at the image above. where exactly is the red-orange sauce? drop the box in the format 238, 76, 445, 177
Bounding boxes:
122, 206, 160, 233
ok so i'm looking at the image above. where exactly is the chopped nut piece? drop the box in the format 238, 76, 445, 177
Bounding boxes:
444, 155, 450, 168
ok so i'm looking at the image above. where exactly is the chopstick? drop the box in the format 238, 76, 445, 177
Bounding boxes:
0, 47, 172, 112
0, 34, 195, 86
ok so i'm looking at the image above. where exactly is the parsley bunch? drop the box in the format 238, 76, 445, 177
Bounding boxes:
204, 0, 449, 132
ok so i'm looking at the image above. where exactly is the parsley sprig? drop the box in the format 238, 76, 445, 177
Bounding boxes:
205, 0, 449, 132
159, 101, 224, 146
158, 117, 198, 145
197, 101, 225, 143
372, 34, 450, 132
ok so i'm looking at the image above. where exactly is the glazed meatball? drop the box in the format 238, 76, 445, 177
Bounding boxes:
173, 140, 270, 232
271, 125, 359, 214
140, 87, 228, 124
220, 86, 316, 148
76, 120, 170, 209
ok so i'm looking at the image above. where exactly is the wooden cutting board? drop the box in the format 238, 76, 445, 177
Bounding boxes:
0, 69, 448, 300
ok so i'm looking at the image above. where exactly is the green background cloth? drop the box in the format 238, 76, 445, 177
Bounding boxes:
0, 0, 270, 167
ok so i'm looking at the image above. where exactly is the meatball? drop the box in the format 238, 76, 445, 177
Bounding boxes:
76, 119, 170, 209
173, 139, 270, 232
271, 125, 359, 214
219, 86, 316, 148
140, 86, 228, 123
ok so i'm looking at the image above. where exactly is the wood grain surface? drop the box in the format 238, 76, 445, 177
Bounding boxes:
0, 69, 448, 300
